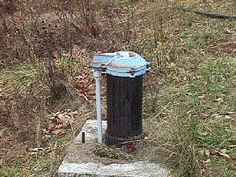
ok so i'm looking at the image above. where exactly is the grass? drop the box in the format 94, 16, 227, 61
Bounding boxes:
0, 57, 90, 176
0, 63, 43, 94
0, 55, 88, 96
0, 166, 22, 177
143, 56, 236, 176
140, 3, 236, 171
1, 0, 236, 176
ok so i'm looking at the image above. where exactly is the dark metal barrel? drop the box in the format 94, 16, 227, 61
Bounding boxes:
92, 51, 149, 145
105, 75, 143, 146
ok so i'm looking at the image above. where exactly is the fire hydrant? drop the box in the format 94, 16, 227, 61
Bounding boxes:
92, 51, 150, 146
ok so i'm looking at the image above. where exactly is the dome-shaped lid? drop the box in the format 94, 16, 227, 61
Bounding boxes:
92, 51, 150, 77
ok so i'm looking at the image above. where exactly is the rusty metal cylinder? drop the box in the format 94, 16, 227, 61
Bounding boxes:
105, 75, 143, 146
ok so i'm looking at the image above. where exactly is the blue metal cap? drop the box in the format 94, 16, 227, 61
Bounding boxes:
92, 51, 150, 77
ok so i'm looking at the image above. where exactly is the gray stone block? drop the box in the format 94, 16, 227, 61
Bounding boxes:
58, 120, 169, 177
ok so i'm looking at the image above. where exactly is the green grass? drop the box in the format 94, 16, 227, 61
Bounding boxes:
197, 122, 235, 149
209, 159, 236, 177
143, 56, 236, 176
0, 56, 85, 96
0, 165, 22, 177
0, 62, 46, 96
1, 0, 236, 176
23, 156, 53, 177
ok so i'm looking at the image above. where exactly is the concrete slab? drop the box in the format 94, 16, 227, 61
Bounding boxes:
58, 120, 169, 177
75, 119, 107, 143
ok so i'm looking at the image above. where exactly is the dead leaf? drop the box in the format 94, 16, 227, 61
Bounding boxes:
52, 112, 60, 117
55, 124, 63, 129
51, 129, 65, 136
224, 28, 233, 34
198, 149, 205, 157
230, 155, 236, 160
57, 113, 65, 121
214, 98, 223, 105
204, 159, 211, 164
48, 123, 56, 131
52, 51, 59, 60
62, 121, 71, 128
28, 148, 43, 152
74, 69, 95, 102
221, 149, 227, 154
219, 153, 231, 159
0, 129, 5, 138
199, 131, 208, 136
56, 114, 71, 128
68, 111, 78, 117
205, 149, 210, 157
199, 113, 209, 119
212, 113, 223, 119
224, 115, 232, 119
219, 149, 231, 159
30, 152, 38, 155
198, 95, 205, 99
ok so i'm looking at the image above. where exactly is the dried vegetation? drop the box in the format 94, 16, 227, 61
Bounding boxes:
0, 0, 236, 176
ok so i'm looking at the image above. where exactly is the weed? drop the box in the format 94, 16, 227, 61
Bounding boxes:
0, 63, 45, 95
0, 165, 22, 177
151, 57, 235, 175
1, 0, 236, 176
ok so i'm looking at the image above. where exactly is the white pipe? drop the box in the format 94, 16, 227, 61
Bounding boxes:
94, 70, 103, 143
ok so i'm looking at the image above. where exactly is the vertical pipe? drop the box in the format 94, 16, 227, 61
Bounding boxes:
94, 70, 103, 143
